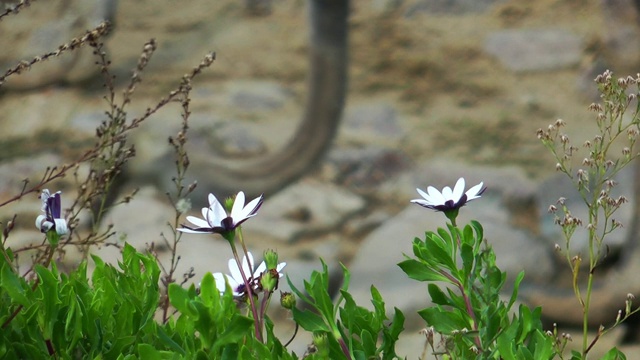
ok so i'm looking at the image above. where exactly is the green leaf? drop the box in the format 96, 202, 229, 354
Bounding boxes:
35, 265, 62, 336
1, 262, 29, 306
470, 220, 484, 244
427, 284, 449, 306
168, 283, 193, 316
507, 271, 525, 310
397, 259, 449, 283
460, 243, 474, 277
291, 307, 330, 332
531, 330, 555, 360
600, 347, 627, 360
212, 314, 253, 354
156, 325, 186, 355
424, 233, 457, 271
199, 272, 219, 307
497, 332, 517, 360
137, 344, 162, 359
418, 307, 470, 334
361, 330, 376, 356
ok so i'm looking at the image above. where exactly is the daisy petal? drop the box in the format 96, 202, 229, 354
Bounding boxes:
230, 191, 246, 221
254, 261, 267, 278
185, 215, 210, 228
451, 178, 465, 203
466, 182, 485, 200
427, 186, 445, 205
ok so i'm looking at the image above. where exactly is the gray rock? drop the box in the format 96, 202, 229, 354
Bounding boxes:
405, 0, 503, 16
243, 180, 366, 243
326, 146, 412, 192
484, 29, 583, 72
0, 0, 117, 89
341, 103, 406, 146
0, 154, 63, 201
227, 81, 293, 111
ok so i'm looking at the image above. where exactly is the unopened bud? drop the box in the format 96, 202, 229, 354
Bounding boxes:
260, 269, 279, 292
280, 291, 296, 310
264, 249, 279, 270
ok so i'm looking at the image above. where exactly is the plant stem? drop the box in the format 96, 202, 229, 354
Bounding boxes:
230, 243, 263, 342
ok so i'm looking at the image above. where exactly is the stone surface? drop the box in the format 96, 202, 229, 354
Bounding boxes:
0, 0, 116, 89
341, 102, 406, 146
484, 29, 583, 72
405, 0, 504, 16
243, 180, 366, 243
326, 146, 413, 192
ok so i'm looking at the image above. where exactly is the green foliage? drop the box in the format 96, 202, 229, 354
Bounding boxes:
400, 220, 556, 359
288, 261, 404, 359
0, 244, 160, 359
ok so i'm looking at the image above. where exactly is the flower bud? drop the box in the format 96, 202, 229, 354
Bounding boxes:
264, 249, 279, 270
312, 333, 330, 357
280, 291, 296, 310
260, 269, 279, 292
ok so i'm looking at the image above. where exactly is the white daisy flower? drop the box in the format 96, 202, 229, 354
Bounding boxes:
411, 177, 485, 212
178, 191, 263, 235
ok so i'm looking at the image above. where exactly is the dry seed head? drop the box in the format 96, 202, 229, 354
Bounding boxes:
617, 77, 628, 87
548, 205, 557, 213
582, 158, 593, 166
556, 162, 562, 171
555, 119, 566, 127
560, 134, 570, 144
628, 293, 635, 301
583, 140, 592, 148
554, 243, 561, 252
557, 197, 566, 205
576, 168, 588, 181
589, 103, 604, 112
623, 147, 631, 155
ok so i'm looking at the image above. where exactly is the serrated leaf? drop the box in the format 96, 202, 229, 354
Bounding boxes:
1, 263, 29, 306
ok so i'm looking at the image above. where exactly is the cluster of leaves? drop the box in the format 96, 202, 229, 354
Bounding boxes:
1, 244, 159, 359
399, 221, 555, 359
0, 241, 403, 359
289, 261, 404, 359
